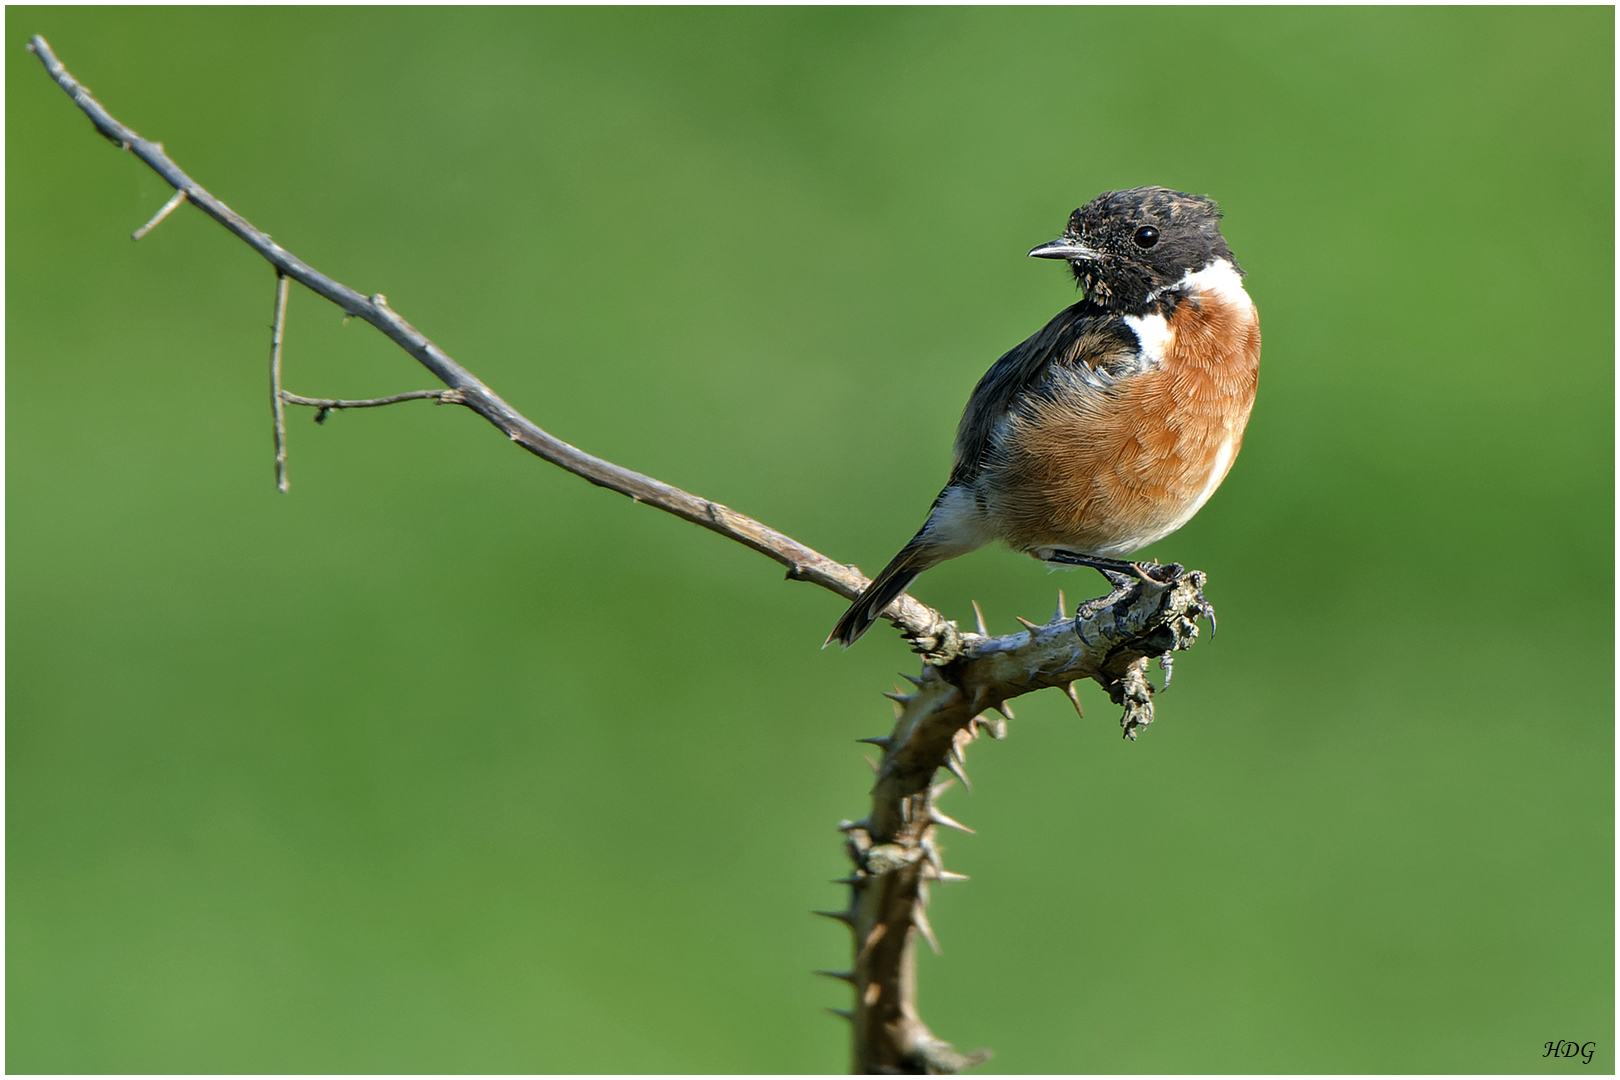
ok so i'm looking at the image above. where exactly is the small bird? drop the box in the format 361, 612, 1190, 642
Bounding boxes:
829, 186, 1260, 647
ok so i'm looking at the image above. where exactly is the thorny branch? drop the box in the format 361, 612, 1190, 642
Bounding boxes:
30, 35, 1217, 1074
820, 569, 1211, 1073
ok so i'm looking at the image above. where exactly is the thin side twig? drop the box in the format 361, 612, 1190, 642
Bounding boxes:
131, 186, 187, 240
279, 388, 467, 424
269, 273, 290, 493
280, 388, 464, 410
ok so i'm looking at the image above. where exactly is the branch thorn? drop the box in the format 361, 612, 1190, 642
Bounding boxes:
815, 969, 857, 984
1063, 680, 1085, 718
921, 838, 944, 875
913, 905, 942, 954
929, 808, 975, 834
812, 908, 857, 927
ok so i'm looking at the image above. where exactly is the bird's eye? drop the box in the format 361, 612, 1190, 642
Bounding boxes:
1133, 225, 1160, 249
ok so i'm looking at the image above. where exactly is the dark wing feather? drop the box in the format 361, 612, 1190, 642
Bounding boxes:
948, 300, 1143, 487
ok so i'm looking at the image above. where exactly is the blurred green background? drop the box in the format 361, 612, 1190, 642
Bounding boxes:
7, 7, 1612, 1074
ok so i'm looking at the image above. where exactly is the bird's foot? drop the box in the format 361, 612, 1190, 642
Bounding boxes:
1042, 551, 1188, 622
1071, 570, 1136, 623
1040, 556, 1215, 740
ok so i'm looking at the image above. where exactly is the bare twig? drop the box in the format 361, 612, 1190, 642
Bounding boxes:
131, 186, 186, 240
24, 33, 960, 659
269, 274, 291, 493
29, 36, 1219, 1074
278, 388, 467, 424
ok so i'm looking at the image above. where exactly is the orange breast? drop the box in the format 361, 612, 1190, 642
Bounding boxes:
989, 286, 1261, 557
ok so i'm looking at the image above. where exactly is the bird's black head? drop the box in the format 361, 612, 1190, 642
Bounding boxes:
1029, 187, 1240, 313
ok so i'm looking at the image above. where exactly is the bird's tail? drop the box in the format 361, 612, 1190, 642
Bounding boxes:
826, 538, 942, 648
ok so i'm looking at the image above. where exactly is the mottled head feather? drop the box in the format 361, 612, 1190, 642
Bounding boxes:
1042, 187, 1240, 314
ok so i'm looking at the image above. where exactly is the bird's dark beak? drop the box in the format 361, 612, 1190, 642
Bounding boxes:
1028, 237, 1098, 261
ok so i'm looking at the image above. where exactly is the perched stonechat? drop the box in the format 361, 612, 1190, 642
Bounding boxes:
830, 186, 1260, 647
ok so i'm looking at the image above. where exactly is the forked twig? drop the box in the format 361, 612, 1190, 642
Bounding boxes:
24, 32, 960, 657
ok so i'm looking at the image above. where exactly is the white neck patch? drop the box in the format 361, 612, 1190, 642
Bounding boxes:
1122, 310, 1173, 366
1157, 257, 1252, 311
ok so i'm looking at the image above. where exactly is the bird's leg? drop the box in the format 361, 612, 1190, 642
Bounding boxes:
1041, 550, 1138, 620
1040, 549, 1129, 573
